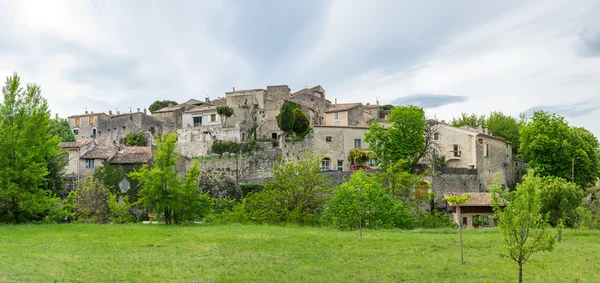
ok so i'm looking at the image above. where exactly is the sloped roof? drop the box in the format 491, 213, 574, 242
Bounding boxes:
325, 103, 361, 113
80, 146, 116, 160
285, 99, 316, 111
443, 192, 492, 207
59, 140, 94, 149
68, 112, 108, 118
182, 99, 204, 105
184, 105, 218, 113
110, 147, 153, 164
153, 104, 186, 113
363, 104, 380, 109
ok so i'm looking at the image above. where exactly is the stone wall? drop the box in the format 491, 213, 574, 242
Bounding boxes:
176, 124, 246, 158
96, 112, 163, 146
347, 105, 365, 126
430, 173, 481, 208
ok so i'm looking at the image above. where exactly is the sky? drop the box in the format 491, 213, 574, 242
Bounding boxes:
1, 0, 599, 136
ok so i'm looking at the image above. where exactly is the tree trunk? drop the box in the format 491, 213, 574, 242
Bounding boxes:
358, 211, 363, 239
458, 205, 464, 264
518, 262, 523, 283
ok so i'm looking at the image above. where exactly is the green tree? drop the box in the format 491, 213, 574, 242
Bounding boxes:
348, 148, 371, 165
49, 117, 76, 142
129, 133, 211, 224
325, 170, 414, 237
539, 176, 583, 241
124, 131, 147, 146
380, 104, 394, 111
70, 175, 111, 223
216, 105, 235, 126
149, 100, 178, 113
0, 73, 61, 223
443, 194, 471, 264
94, 164, 126, 195
486, 111, 521, 154
277, 101, 298, 133
365, 105, 425, 169
519, 111, 600, 188
491, 171, 556, 283
451, 112, 486, 128
292, 108, 310, 136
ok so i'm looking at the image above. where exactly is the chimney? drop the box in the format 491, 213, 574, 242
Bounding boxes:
109, 110, 112, 115
335, 98, 337, 105
233, 87, 235, 92
85, 110, 88, 114
205, 96, 210, 103
144, 108, 147, 114
137, 108, 140, 112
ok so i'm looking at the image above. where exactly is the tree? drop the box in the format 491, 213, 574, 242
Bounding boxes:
129, 133, 212, 224
443, 194, 471, 264
376, 160, 426, 202
216, 105, 235, 126
149, 100, 177, 113
365, 105, 425, 169
539, 176, 583, 241
486, 112, 522, 154
0, 73, 61, 223
519, 111, 600, 188
451, 112, 486, 128
124, 131, 147, 146
248, 151, 332, 225
325, 170, 414, 237
491, 171, 556, 283
94, 164, 126, 195
348, 148, 371, 165
70, 175, 111, 223
49, 117, 76, 142
277, 101, 298, 133
380, 104, 394, 111
292, 108, 310, 136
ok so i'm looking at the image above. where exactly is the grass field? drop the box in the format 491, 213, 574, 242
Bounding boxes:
0, 224, 599, 282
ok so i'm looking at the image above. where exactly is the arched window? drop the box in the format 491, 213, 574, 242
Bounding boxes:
321, 158, 331, 171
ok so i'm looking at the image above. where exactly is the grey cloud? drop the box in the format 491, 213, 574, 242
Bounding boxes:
525, 102, 600, 118
578, 30, 600, 57
391, 94, 467, 109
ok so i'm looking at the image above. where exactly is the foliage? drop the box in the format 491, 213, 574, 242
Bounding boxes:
324, 170, 415, 234
451, 112, 486, 128
375, 160, 427, 202
347, 148, 371, 165
0, 73, 61, 223
417, 211, 457, 229
149, 100, 177, 113
291, 108, 310, 136
519, 111, 600, 188
578, 183, 600, 229
211, 140, 241, 155
94, 164, 126, 195
123, 131, 147, 146
199, 173, 242, 201
216, 105, 235, 126
240, 183, 264, 196
380, 104, 394, 111
539, 176, 583, 228
71, 175, 111, 224
108, 194, 133, 224
49, 116, 76, 142
365, 105, 425, 169
277, 101, 298, 132
486, 111, 522, 154
491, 171, 556, 283
129, 133, 212, 224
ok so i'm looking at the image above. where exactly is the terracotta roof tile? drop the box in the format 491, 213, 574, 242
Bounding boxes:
59, 140, 94, 149
325, 103, 361, 113
110, 147, 153, 164
443, 192, 491, 207
185, 105, 218, 113
81, 146, 116, 160
153, 105, 186, 113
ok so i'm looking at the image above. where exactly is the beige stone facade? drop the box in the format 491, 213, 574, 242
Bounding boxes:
324, 103, 366, 127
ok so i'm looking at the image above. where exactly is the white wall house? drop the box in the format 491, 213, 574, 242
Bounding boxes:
182, 106, 222, 128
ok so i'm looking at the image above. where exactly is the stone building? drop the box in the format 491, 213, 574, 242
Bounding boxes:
324, 103, 366, 127
444, 192, 496, 228
68, 112, 111, 141
182, 105, 222, 128
95, 111, 164, 146
151, 105, 188, 133
363, 104, 380, 124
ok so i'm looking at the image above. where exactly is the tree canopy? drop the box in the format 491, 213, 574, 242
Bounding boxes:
124, 131, 147, 146
149, 100, 178, 113
49, 117, 76, 142
519, 111, 600, 188
365, 105, 425, 170
291, 108, 310, 136
277, 101, 299, 133
486, 112, 522, 154
451, 112, 486, 128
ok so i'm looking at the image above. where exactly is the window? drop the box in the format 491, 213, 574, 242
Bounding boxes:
92, 128, 97, 137
369, 159, 376, 166
193, 116, 202, 127
75, 117, 80, 126
478, 138, 483, 144
122, 126, 126, 131
211, 114, 217, 122
484, 144, 489, 157
272, 133, 277, 139
85, 159, 94, 169
452, 144, 461, 157
434, 132, 439, 140
337, 160, 343, 171
462, 217, 468, 226
73, 129, 79, 135
321, 158, 331, 171
354, 139, 362, 148
150, 127, 155, 134
89, 116, 95, 125
326, 136, 332, 142
334, 112, 339, 119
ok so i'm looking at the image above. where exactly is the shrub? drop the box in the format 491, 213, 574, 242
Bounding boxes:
71, 176, 111, 224
124, 131, 147, 146
417, 211, 457, 229
108, 195, 134, 224
240, 184, 264, 196
211, 141, 241, 155
292, 108, 309, 136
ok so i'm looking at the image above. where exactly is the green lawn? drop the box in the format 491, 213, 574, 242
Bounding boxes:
0, 225, 598, 282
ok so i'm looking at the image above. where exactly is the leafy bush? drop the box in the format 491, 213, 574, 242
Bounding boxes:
211, 141, 241, 155
324, 170, 415, 230
240, 184, 264, 196
417, 211, 457, 229
108, 195, 133, 224
124, 131, 147, 146
149, 100, 177, 113
71, 176, 111, 224
292, 108, 309, 136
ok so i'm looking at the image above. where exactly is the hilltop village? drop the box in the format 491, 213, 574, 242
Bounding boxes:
60, 85, 522, 224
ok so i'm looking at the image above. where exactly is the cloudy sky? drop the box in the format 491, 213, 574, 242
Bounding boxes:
1, 0, 599, 136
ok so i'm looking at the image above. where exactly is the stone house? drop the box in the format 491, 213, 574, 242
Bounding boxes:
285, 98, 323, 126
363, 104, 380, 124
324, 103, 366, 127
151, 105, 188, 132
95, 111, 164, 146
425, 123, 518, 194
444, 192, 496, 228
282, 125, 371, 171
225, 85, 292, 140
291, 85, 331, 124
182, 105, 222, 128
60, 140, 96, 179
68, 112, 111, 141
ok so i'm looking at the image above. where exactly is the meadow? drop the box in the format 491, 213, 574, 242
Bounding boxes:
0, 224, 598, 282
